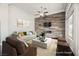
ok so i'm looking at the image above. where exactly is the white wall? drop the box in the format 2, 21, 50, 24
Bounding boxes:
74, 3, 79, 56
0, 4, 35, 42
0, 4, 8, 42
65, 3, 79, 56
8, 4, 35, 35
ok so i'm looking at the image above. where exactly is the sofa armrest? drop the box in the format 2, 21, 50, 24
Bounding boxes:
2, 41, 17, 56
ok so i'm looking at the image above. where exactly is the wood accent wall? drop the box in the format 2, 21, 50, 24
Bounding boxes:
35, 12, 65, 39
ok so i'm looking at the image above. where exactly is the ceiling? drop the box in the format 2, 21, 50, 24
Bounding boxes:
11, 3, 67, 17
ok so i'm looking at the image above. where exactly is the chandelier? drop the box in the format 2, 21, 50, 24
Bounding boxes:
35, 6, 48, 17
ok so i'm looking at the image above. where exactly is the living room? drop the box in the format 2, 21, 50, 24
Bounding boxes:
0, 3, 79, 56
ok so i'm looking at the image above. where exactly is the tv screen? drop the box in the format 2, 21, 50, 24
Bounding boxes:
43, 22, 51, 27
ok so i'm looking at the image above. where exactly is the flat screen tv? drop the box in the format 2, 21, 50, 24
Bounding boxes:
43, 22, 51, 27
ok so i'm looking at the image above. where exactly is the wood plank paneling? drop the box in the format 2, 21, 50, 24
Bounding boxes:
35, 12, 65, 39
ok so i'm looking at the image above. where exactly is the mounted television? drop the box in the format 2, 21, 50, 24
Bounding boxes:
43, 22, 51, 27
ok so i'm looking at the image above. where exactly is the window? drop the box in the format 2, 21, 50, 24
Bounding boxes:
67, 13, 73, 40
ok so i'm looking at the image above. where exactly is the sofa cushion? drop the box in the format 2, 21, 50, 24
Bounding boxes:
6, 37, 27, 55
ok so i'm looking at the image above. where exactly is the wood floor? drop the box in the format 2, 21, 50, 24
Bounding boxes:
56, 45, 74, 56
